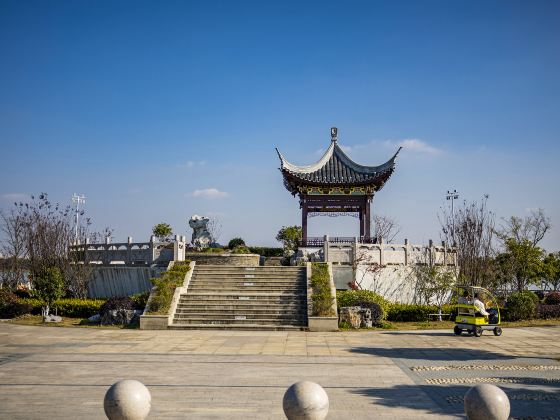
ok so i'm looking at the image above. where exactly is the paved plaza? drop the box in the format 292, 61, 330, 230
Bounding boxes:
0, 323, 559, 419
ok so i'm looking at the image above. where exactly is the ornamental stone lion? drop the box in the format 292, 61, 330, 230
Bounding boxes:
188, 215, 211, 249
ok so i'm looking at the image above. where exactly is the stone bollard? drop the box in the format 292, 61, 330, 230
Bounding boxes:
283, 381, 329, 420
104, 380, 151, 420
464, 384, 510, 420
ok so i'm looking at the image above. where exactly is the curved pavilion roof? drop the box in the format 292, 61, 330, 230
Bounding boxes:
276, 132, 401, 196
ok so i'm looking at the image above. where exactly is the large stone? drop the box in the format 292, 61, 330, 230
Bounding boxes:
339, 306, 362, 329
464, 384, 510, 420
104, 379, 151, 420
100, 309, 138, 326
283, 381, 329, 420
188, 215, 212, 249
43, 314, 62, 323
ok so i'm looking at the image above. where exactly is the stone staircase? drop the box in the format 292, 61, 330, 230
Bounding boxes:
170, 265, 308, 330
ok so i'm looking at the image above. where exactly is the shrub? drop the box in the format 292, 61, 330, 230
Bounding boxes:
505, 291, 537, 321
537, 304, 560, 319
146, 261, 190, 315
131, 292, 150, 310
337, 290, 390, 319
310, 263, 335, 316
227, 238, 246, 249
99, 296, 134, 313
355, 300, 384, 325
0, 289, 33, 318
544, 291, 560, 305
32, 267, 65, 314
247, 247, 284, 257
231, 246, 251, 254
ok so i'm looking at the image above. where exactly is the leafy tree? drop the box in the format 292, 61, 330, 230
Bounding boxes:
495, 239, 544, 293
32, 267, 65, 317
275, 226, 302, 255
408, 248, 457, 320
227, 237, 245, 249
152, 223, 173, 241
541, 252, 560, 292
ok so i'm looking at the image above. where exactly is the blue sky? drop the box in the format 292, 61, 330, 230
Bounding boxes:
1, 0, 559, 250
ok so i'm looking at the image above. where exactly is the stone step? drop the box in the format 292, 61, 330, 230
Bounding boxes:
189, 278, 305, 285
193, 266, 303, 270
172, 317, 307, 325
187, 286, 305, 292
175, 306, 307, 315
179, 293, 306, 300
177, 302, 303, 312
168, 324, 306, 331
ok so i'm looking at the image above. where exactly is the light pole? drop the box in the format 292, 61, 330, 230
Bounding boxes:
446, 189, 459, 244
72, 193, 86, 243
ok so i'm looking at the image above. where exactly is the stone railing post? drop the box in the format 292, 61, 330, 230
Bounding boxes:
323, 235, 329, 262
379, 237, 385, 266
404, 238, 409, 266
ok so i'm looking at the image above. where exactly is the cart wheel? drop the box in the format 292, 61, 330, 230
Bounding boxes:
493, 327, 502, 336
474, 326, 483, 337
453, 326, 462, 335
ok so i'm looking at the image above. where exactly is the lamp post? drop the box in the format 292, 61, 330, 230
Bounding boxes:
446, 189, 459, 244
72, 193, 86, 243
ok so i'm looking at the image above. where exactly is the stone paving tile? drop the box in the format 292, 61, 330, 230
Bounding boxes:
0, 324, 559, 418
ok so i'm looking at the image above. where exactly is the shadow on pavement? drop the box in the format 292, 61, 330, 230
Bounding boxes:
351, 383, 560, 418
348, 346, 515, 361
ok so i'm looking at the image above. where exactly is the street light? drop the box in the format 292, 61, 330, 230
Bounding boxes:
72, 193, 86, 243
446, 189, 459, 244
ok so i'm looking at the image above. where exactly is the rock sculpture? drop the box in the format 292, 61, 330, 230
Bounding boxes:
188, 215, 212, 249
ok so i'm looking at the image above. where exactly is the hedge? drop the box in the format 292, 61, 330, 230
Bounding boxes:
248, 247, 284, 257
310, 263, 336, 316
537, 304, 560, 319
544, 292, 560, 305
20, 298, 105, 318
387, 303, 456, 322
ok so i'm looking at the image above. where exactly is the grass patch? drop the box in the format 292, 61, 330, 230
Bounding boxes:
8, 315, 126, 329
145, 261, 190, 315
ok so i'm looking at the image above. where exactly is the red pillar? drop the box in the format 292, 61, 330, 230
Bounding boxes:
301, 196, 308, 245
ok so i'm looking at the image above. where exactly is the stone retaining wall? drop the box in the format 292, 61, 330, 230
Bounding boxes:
184, 253, 260, 266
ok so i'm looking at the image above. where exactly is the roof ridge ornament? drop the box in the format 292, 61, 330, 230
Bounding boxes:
331, 127, 338, 142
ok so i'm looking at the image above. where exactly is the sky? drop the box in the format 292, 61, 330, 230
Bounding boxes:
0, 0, 559, 251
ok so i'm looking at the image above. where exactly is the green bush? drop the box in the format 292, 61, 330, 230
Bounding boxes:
310, 263, 336, 316
131, 292, 150, 310
20, 298, 105, 318
537, 304, 560, 319
505, 291, 537, 321
227, 238, 246, 249
544, 291, 560, 305
336, 290, 390, 320
202, 247, 225, 253
146, 261, 190, 315
0, 289, 33, 318
386, 303, 455, 322
247, 247, 284, 257
231, 246, 251, 254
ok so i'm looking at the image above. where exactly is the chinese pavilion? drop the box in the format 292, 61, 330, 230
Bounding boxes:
276, 127, 401, 244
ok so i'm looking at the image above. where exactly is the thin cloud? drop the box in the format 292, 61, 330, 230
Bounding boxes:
383, 138, 442, 155
191, 188, 229, 199
0, 193, 30, 203
178, 160, 206, 169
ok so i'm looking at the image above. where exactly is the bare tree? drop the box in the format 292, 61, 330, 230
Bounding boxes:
207, 217, 222, 245
439, 196, 496, 287
497, 208, 551, 247
0, 208, 27, 289
372, 215, 400, 243
1, 193, 108, 298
